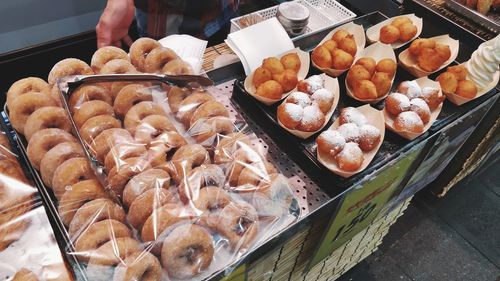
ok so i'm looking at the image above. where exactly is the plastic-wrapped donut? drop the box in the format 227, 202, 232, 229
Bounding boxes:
168, 144, 210, 183
216, 201, 259, 251
26, 128, 76, 170
40, 141, 85, 187
113, 84, 153, 118
51, 158, 97, 199
144, 47, 179, 73
178, 164, 226, 203
123, 101, 166, 132
73, 100, 115, 129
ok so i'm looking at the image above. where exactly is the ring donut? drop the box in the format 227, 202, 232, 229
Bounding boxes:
23, 106, 71, 141
40, 141, 84, 187
228, 148, 273, 187
176, 93, 215, 126
123, 101, 166, 133
237, 161, 277, 188
189, 101, 229, 127
48, 58, 93, 85
192, 186, 232, 229
91, 46, 129, 73
87, 237, 141, 267
178, 164, 226, 204
103, 142, 147, 172
113, 251, 162, 281
107, 157, 151, 197
144, 136, 187, 168
214, 132, 251, 164
127, 187, 177, 230
144, 47, 179, 73
100, 59, 137, 75
134, 115, 178, 144
168, 144, 210, 183
129, 38, 161, 71
80, 115, 121, 144
122, 168, 171, 208
167, 86, 191, 113
216, 201, 259, 250
9, 92, 57, 133
90, 128, 133, 162
69, 85, 113, 112
161, 223, 214, 280
113, 84, 153, 118
141, 203, 193, 242
51, 157, 97, 199
26, 128, 76, 170
162, 58, 195, 76
73, 100, 115, 129
189, 116, 235, 144
58, 179, 107, 226
6, 77, 52, 109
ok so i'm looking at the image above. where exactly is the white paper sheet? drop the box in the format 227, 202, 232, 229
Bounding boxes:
158, 34, 208, 74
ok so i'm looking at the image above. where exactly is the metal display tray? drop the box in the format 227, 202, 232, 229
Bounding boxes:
446, 0, 499, 34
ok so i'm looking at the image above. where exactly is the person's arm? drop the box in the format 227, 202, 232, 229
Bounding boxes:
96, 0, 135, 48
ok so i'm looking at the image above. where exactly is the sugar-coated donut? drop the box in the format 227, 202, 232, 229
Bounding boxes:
398, 80, 422, 99
144, 47, 179, 73
214, 132, 251, 164
26, 128, 76, 170
124, 101, 166, 132
193, 186, 232, 228
358, 124, 381, 151
73, 100, 115, 129
79, 115, 121, 144
134, 115, 178, 144
51, 157, 97, 199
141, 203, 193, 242
189, 116, 235, 144
169, 144, 210, 183
87, 237, 141, 267
394, 111, 424, 133
122, 168, 171, 208
311, 88, 334, 113
161, 223, 214, 280
277, 103, 303, 129
162, 58, 194, 75
6, 77, 52, 110
69, 85, 112, 112
189, 101, 229, 127
113, 251, 162, 281
107, 157, 151, 196
103, 142, 147, 172
339, 107, 367, 126
216, 201, 259, 251
23, 107, 71, 141
167, 86, 191, 114
40, 141, 84, 187
90, 128, 134, 162
129, 37, 162, 71
113, 84, 153, 118
385, 93, 411, 116
335, 142, 364, 171
100, 59, 137, 74
127, 188, 177, 230
316, 130, 346, 158
337, 123, 361, 143
176, 93, 215, 126
48, 58, 93, 85
58, 179, 107, 226
296, 105, 325, 132
91, 46, 129, 73
9, 92, 57, 133
410, 98, 431, 124
178, 164, 226, 203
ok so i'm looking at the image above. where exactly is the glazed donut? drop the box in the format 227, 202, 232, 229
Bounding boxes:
144, 47, 179, 73
127, 188, 177, 230
122, 168, 171, 208
40, 141, 85, 187
167, 86, 191, 113
192, 186, 232, 229
100, 59, 137, 75
134, 115, 179, 144
87, 237, 141, 267
9, 92, 57, 133
124, 101, 166, 132
178, 164, 226, 204
189, 116, 235, 144
162, 58, 195, 75
80, 115, 122, 144
141, 203, 193, 242
73, 100, 115, 129
74, 219, 131, 262
91, 46, 129, 73
11, 268, 38, 281
129, 37, 162, 71
103, 142, 147, 172
90, 128, 134, 162
68, 198, 127, 238
51, 157, 97, 199
6, 77, 52, 109
216, 201, 259, 250
23, 106, 71, 141
176, 93, 215, 126
214, 132, 251, 164
113, 251, 162, 281
47, 58, 93, 85
113, 84, 153, 118
161, 224, 214, 280
189, 101, 229, 127
58, 179, 107, 226
26, 128, 76, 170
69, 85, 113, 112
107, 157, 151, 196
169, 144, 210, 183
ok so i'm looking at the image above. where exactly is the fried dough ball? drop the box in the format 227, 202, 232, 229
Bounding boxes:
437, 72, 458, 94
394, 111, 424, 133
371, 72, 392, 97
277, 103, 302, 129
332, 29, 349, 42
338, 35, 357, 56
335, 142, 364, 171
281, 53, 301, 72
332, 49, 354, 70
312, 46, 333, 69
253, 67, 272, 88
398, 22, 417, 42
273, 69, 299, 92
456, 80, 478, 98
447, 65, 468, 81
409, 38, 436, 56
376, 59, 397, 77
391, 16, 412, 28
417, 48, 442, 72
358, 124, 381, 151
322, 40, 338, 54
347, 65, 371, 88
354, 80, 378, 100
355, 57, 377, 76
380, 25, 400, 44
262, 57, 285, 74
256, 80, 283, 100
410, 98, 431, 124
385, 93, 411, 116
435, 43, 451, 62
421, 87, 445, 110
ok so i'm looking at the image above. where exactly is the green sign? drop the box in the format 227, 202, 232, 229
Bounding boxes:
308, 149, 421, 268
220, 263, 246, 281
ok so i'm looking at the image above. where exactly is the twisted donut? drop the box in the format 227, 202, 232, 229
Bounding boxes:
23, 107, 71, 141
26, 128, 76, 170
91, 46, 129, 73
129, 38, 161, 71
47, 58, 93, 85
73, 100, 115, 128
9, 92, 57, 133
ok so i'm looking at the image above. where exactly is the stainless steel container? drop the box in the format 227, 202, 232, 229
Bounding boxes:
276, 2, 310, 36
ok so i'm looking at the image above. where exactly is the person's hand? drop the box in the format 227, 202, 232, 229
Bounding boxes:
96, 0, 135, 48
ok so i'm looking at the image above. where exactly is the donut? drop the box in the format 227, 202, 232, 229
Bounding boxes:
107, 157, 151, 196
189, 116, 235, 144
51, 157, 97, 199
316, 130, 346, 158
339, 107, 367, 126
228, 147, 267, 186
103, 142, 147, 172
214, 132, 251, 164
141, 203, 193, 242
6, 77, 52, 109
189, 101, 229, 127
68, 198, 126, 238
277, 103, 303, 130
87, 237, 141, 267
99, 59, 137, 74
124, 101, 166, 132
337, 123, 361, 143
113, 251, 162, 281
134, 115, 178, 144
122, 168, 171, 208
394, 111, 424, 133
176, 93, 215, 126
47, 58, 93, 85
216, 201, 259, 250
68, 85, 112, 112
8, 92, 57, 133
385, 93, 411, 116
23, 107, 71, 141
287, 92, 311, 107
161, 224, 214, 279
40, 141, 84, 187
311, 88, 334, 113
358, 124, 381, 151
90, 128, 134, 162
79, 115, 122, 144
58, 179, 107, 226
73, 100, 114, 129
49, 83, 63, 106
192, 186, 232, 229
74, 219, 131, 262
410, 98, 431, 124
91, 46, 129, 73
335, 142, 364, 171
167, 86, 191, 113
178, 164, 226, 203
296, 105, 325, 132
162, 58, 194, 75
113, 84, 153, 118
129, 37, 161, 71
127, 188, 177, 230
169, 144, 210, 183
144, 47, 179, 73
11, 268, 38, 281
237, 161, 277, 188
26, 128, 76, 170
144, 136, 187, 167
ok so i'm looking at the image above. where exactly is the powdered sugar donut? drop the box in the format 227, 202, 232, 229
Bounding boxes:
297, 105, 325, 132
410, 98, 431, 124
277, 103, 303, 129
286, 92, 311, 107
394, 111, 424, 133
358, 124, 381, 151
397, 80, 422, 99
339, 107, 367, 126
316, 130, 346, 158
335, 142, 364, 171
311, 88, 334, 113
385, 93, 411, 116
337, 123, 360, 143
297, 75, 324, 94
